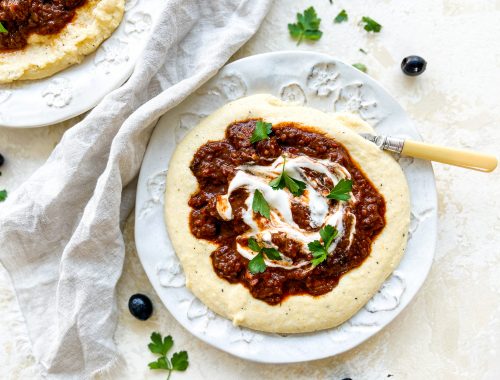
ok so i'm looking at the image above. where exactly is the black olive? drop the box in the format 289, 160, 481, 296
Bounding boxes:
0, 153, 4, 167
128, 293, 153, 320
401, 55, 427, 76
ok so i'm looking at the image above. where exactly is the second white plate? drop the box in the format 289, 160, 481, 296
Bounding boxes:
135, 51, 438, 363
0, 0, 163, 128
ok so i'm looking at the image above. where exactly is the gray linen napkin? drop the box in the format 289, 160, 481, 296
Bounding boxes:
0, 0, 272, 378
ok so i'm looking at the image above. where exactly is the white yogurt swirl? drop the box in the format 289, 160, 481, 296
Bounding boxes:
215, 155, 356, 269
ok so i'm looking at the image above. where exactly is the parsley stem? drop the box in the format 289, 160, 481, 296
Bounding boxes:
167, 370, 172, 380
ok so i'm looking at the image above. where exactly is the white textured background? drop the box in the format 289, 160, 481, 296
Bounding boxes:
1, 0, 499, 379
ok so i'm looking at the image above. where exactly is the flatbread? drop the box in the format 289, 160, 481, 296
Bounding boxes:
165, 94, 410, 333
0, 0, 124, 83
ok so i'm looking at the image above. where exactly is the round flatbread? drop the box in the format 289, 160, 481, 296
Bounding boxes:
0, 0, 124, 83
165, 94, 410, 333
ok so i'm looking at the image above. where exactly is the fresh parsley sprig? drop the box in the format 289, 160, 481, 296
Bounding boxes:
0, 189, 7, 202
288, 6, 322, 45
361, 16, 382, 33
269, 157, 306, 196
0, 22, 7, 35
334, 9, 348, 24
252, 189, 270, 219
309, 225, 338, 267
250, 121, 273, 144
327, 179, 353, 201
148, 332, 188, 380
248, 237, 281, 274
352, 63, 367, 73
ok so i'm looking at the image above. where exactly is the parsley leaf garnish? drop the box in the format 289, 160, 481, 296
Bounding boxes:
309, 225, 338, 267
148, 332, 173, 355
334, 9, 348, 23
148, 356, 169, 370
269, 157, 306, 196
248, 252, 266, 274
250, 121, 273, 144
288, 6, 323, 45
0, 22, 7, 35
148, 332, 189, 379
171, 351, 189, 371
361, 16, 382, 33
320, 225, 337, 249
248, 237, 262, 252
262, 247, 282, 260
352, 63, 367, 73
283, 173, 306, 196
248, 237, 282, 274
0, 189, 7, 202
327, 179, 353, 201
252, 189, 270, 219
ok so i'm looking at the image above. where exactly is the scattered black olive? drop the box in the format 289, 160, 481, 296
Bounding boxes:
0, 153, 4, 167
128, 293, 153, 320
401, 55, 427, 76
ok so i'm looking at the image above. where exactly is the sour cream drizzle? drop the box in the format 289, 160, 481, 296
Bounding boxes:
215, 155, 357, 269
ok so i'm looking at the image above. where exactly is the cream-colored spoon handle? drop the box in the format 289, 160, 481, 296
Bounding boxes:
402, 140, 498, 172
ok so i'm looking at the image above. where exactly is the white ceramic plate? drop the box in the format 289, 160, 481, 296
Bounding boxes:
0, 0, 163, 128
135, 51, 438, 363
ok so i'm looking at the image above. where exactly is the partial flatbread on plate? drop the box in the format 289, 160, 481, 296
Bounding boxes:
0, 0, 124, 83
165, 94, 410, 333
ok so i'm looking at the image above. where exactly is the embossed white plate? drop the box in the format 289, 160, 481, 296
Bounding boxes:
135, 51, 438, 363
0, 0, 162, 128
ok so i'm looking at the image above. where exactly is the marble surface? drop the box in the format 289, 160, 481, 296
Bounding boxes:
0, 0, 499, 379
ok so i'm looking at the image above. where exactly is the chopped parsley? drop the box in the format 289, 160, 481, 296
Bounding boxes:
309, 225, 338, 267
250, 121, 272, 144
359, 48, 368, 54
288, 6, 323, 45
327, 179, 353, 201
248, 251, 266, 274
0, 22, 7, 35
352, 63, 367, 73
252, 189, 270, 219
248, 237, 263, 253
269, 157, 306, 196
0, 189, 7, 202
334, 9, 348, 24
248, 237, 281, 274
262, 247, 281, 260
148, 332, 188, 380
361, 16, 382, 33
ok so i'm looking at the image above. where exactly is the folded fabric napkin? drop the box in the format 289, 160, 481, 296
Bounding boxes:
0, 0, 271, 378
